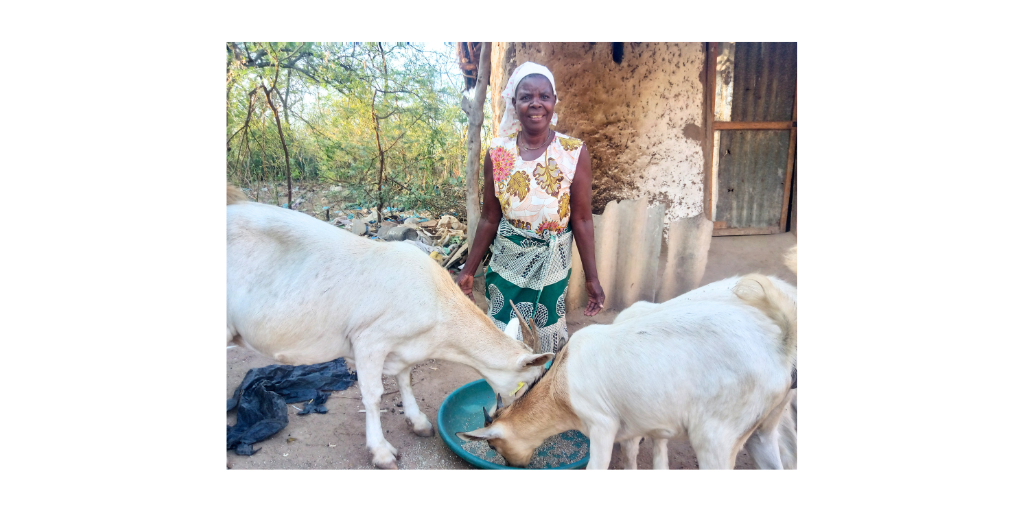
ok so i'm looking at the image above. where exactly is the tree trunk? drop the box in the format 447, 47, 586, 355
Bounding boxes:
372, 89, 385, 225
262, 85, 292, 209
372, 44, 389, 225
461, 42, 491, 254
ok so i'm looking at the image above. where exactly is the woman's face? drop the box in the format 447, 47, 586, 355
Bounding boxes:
512, 75, 556, 134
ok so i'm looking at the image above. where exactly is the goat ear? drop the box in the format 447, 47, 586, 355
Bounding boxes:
457, 427, 496, 442
518, 352, 554, 368
482, 406, 493, 426
495, 393, 504, 411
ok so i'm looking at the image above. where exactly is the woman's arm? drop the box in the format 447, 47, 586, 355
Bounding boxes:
569, 144, 605, 316
456, 151, 502, 299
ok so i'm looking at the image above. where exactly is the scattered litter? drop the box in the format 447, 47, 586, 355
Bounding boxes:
297, 191, 472, 271
379, 225, 419, 241
443, 243, 469, 269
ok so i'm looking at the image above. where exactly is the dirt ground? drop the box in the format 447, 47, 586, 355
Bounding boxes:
226, 224, 797, 470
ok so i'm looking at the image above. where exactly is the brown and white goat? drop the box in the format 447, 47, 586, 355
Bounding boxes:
458, 274, 796, 469
226, 186, 553, 469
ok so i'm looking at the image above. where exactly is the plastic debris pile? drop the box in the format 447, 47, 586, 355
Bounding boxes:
331, 206, 472, 274
236, 183, 478, 275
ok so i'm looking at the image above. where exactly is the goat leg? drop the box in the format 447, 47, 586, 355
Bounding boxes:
690, 425, 740, 469
397, 366, 434, 437
355, 348, 399, 469
743, 392, 791, 470
652, 438, 670, 469
584, 422, 618, 470
620, 437, 641, 469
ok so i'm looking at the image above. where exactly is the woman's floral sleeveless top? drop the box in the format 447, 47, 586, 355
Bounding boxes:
488, 131, 584, 236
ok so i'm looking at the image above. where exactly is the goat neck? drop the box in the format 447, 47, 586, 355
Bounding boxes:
432, 297, 530, 365
495, 346, 582, 446
423, 289, 551, 397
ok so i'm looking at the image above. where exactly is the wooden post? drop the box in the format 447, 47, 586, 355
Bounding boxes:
779, 83, 797, 232
704, 42, 718, 222
461, 43, 491, 254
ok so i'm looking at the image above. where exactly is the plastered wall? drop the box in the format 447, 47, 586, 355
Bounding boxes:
491, 42, 707, 222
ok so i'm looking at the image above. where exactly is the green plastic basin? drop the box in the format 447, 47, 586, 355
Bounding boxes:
437, 379, 590, 470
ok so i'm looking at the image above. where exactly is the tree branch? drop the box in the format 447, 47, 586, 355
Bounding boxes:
227, 87, 259, 153
260, 83, 292, 207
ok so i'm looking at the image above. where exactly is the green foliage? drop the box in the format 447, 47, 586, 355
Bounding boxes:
226, 42, 481, 219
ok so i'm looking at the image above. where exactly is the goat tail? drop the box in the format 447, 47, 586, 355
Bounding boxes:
784, 245, 797, 275
733, 274, 797, 364
227, 184, 248, 206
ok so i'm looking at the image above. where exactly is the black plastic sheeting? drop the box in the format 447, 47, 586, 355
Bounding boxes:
227, 357, 357, 455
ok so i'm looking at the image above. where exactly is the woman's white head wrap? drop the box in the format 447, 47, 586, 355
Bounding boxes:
498, 62, 558, 138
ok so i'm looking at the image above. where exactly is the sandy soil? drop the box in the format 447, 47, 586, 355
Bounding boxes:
226, 229, 797, 470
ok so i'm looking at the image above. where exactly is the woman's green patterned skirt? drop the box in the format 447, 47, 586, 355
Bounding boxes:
484, 218, 573, 353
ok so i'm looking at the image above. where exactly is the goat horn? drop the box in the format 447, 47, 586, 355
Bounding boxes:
528, 317, 541, 354
482, 406, 492, 426
510, 303, 538, 353
496, 393, 504, 410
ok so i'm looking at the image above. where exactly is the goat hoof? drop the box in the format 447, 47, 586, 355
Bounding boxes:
372, 450, 399, 469
407, 417, 435, 437
370, 441, 399, 469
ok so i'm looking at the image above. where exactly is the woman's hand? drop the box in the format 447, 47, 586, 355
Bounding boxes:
584, 279, 605, 316
456, 150, 501, 303
570, 144, 604, 317
456, 270, 474, 299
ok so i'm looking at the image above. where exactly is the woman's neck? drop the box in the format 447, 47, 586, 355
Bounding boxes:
519, 128, 551, 148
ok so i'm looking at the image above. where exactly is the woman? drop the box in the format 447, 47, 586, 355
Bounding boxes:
456, 62, 605, 354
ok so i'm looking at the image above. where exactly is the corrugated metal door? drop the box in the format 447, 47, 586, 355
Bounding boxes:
708, 42, 797, 236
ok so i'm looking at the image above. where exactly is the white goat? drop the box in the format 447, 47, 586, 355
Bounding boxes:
226, 186, 554, 469
458, 274, 796, 469
613, 274, 799, 469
